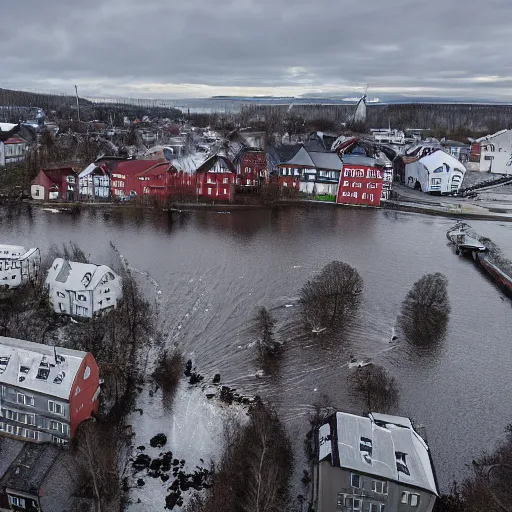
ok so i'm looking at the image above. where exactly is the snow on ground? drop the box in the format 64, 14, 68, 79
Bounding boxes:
127, 380, 248, 512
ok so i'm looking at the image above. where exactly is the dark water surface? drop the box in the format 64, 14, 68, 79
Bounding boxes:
3, 204, 512, 492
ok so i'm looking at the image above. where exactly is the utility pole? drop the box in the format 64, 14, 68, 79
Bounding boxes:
75, 85, 81, 123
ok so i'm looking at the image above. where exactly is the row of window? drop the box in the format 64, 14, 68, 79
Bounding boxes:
206, 177, 230, 184
350, 474, 387, 494
340, 192, 375, 201
1, 411, 69, 432
5, 392, 66, 416
337, 494, 385, 512
342, 181, 379, 189
344, 169, 383, 179
9, 496, 26, 508
0, 422, 39, 439
4, 144, 25, 157
198, 188, 230, 196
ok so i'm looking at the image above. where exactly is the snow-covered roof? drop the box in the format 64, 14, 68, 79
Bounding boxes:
341, 154, 377, 167
325, 412, 438, 496
0, 336, 88, 400
78, 163, 98, 179
475, 129, 511, 143
45, 258, 119, 291
0, 245, 35, 260
419, 151, 466, 173
170, 154, 207, 173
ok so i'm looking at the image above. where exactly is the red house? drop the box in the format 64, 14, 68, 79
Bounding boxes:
195, 153, 237, 201
136, 163, 195, 199
235, 149, 267, 187
336, 158, 384, 207
110, 159, 164, 199
30, 167, 77, 201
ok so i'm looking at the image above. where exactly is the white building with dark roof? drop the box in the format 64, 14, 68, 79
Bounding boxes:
0, 336, 100, 445
317, 412, 438, 512
45, 258, 122, 318
0, 245, 40, 290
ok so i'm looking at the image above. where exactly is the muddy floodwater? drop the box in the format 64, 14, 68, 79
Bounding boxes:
4, 203, 512, 492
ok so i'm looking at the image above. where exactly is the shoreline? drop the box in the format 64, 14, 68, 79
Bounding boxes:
5, 197, 512, 222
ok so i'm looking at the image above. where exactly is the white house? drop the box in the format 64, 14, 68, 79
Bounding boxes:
45, 259, 122, 318
404, 150, 466, 194
0, 246, 41, 289
78, 163, 111, 199
469, 129, 512, 174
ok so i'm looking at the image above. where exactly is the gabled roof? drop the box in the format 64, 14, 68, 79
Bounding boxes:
136, 162, 171, 178
79, 162, 109, 179
309, 151, 342, 171
0, 443, 60, 495
321, 412, 438, 496
196, 154, 236, 174
4, 137, 25, 145
39, 167, 76, 184
279, 146, 315, 168
0, 336, 88, 400
170, 154, 206, 174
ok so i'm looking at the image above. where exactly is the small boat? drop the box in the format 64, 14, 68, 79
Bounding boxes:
447, 226, 487, 254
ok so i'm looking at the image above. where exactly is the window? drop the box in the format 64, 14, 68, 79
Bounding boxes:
353, 182, 362, 188
16, 393, 34, 406
78, 294, 87, 302
52, 435, 67, 444
223, 189, 227, 195
351, 473, 361, 488
8, 496, 25, 508
48, 401, 64, 415
223, 177, 228, 184
26, 429, 39, 440
380, 506, 385, 512
343, 180, 350, 186
57, 291, 65, 298
410, 494, 419, 507
337, 493, 345, 507
401, 491, 409, 504
207, 188, 212, 195
371, 480, 388, 494
431, 178, 442, 186
433, 166, 443, 173
59, 302, 66, 312
396, 452, 410, 475
35, 189, 40, 197
84, 366, 91, 380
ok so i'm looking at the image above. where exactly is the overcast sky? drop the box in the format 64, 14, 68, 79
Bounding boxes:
1, 0, 511, 100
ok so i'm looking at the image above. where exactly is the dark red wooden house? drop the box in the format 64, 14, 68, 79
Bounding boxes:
336, 156, 384, 207
110, 159, 163, 199
234, 149, 267, 187
30, 167, 77, 201
195, 153, 237, 201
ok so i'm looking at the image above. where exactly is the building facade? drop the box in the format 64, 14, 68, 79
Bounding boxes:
45, 259, 122, 318
195, 153, 237, 201
336, 157, 384, 207
0, 336, 100, 445
235, 149, 267, 188
0, 246, 40, 290
469, 129, 512, 174
30, 168, 77, 201
317, 412, 438, 512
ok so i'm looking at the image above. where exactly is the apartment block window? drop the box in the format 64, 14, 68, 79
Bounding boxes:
26, 429, 39, 440
351, 473, 361, 488
52, 435, 67, 444
396, 452, 410, 475
48, 400, 64, 415
336, 493, 345, 507
16, 393, 34, 406
371, 480, 388, 494
401, 491, 409, 504
346, 497, 361, 511
8, 496, 25, 508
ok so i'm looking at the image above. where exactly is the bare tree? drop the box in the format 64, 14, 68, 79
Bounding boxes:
300, 261, 363, 331
190, 401, 293, 512
255, 307, 281, 358
397, 273, 450, 345
350, 364, 399, 413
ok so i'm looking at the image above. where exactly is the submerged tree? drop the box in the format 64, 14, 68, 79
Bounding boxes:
256, 307, 281, 358
300, 261, 363, 331
397, 273, 451, 345
350, 364, 399, 413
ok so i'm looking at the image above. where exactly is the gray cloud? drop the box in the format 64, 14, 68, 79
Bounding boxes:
1, 0, 511, 99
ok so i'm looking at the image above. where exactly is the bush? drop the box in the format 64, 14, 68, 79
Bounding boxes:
300, 261, 363, 331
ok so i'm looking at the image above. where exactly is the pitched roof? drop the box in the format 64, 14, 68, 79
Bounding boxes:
0, 336, 88, 400
40, 168, 76, 184
321, 412, 438, 496
4, 137, 25, 145
280, 146, 315, 167
273, 144, 302, 163
45, 258, 119, 292
112, 159, 163, 176
196, 154, 236, 174
419, 150, 466, 172
0, 443, 60, 495
309, 151, 342, 171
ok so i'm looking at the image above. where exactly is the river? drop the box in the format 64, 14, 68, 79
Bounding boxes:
3, 203, 512, 493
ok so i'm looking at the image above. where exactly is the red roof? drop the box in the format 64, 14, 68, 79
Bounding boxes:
112, 159, 164, 176
136, 162, 171, 178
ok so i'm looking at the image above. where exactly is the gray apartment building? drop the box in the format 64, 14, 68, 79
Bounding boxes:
316, 412, 438, 512
0, 336, 100, 445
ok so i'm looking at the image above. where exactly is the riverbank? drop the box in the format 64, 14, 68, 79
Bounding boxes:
23, 195, 512, 222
